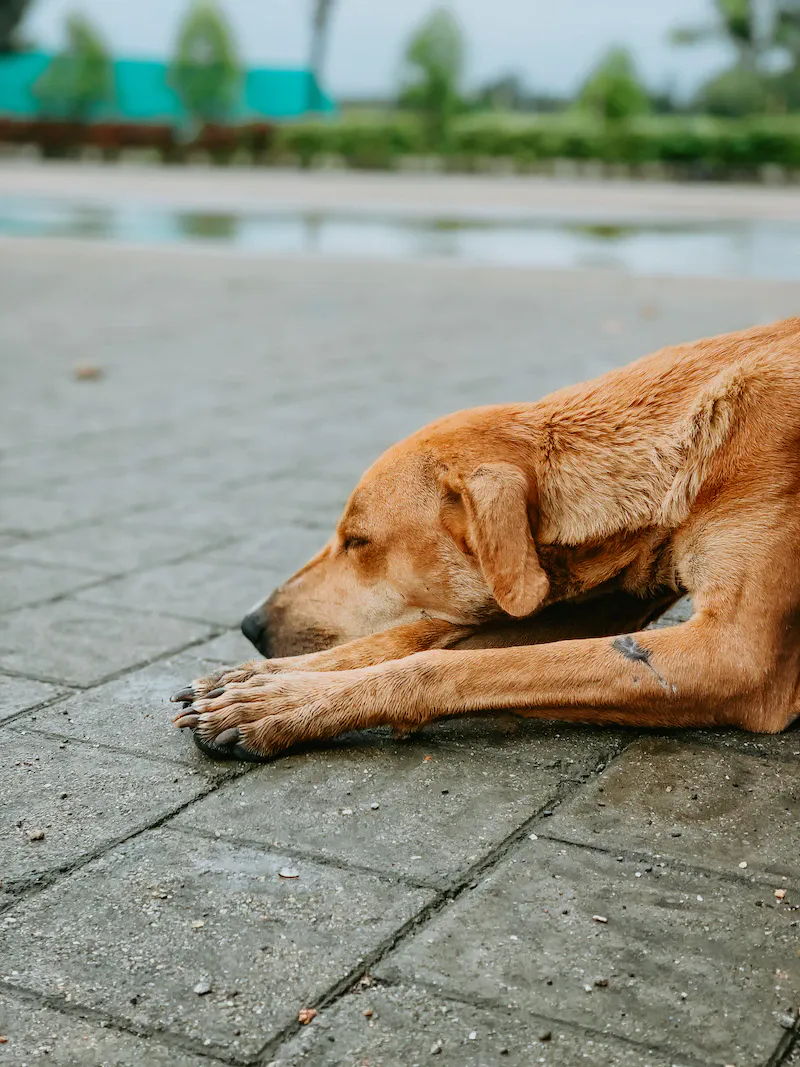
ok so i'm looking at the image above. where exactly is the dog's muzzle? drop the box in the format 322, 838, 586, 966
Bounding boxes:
241, 611, 270, 655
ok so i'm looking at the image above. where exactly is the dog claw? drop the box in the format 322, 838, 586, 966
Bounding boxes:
192, 730, 269, 763
215, 727, 241, 747
173, 713, 200, 729
171, 687, 195, 703
207, 688, 225, 699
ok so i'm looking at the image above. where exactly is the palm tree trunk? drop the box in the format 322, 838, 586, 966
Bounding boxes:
0, 0, 31, 53
307, 0, 335, 113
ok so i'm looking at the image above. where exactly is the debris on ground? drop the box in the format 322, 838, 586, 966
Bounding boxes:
73, 364, 103, 381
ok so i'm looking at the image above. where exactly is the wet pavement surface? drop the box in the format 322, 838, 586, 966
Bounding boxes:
1, 234, 798, 1066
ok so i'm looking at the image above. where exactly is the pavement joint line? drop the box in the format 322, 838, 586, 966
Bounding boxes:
2, 731, 623, 1061
252, 740, 632, 1064
162, 822, 445, 893
766, 1017, 800, 1067
0, 384, 332, 463
533, 831, 800, 893
351, 974, 713, 1067
5, 720, 248, 774
0, 753, 253, 904
0, 623, 228, 690
1, 530, 239, 580
0, 665, 84, 688
0, 980, 241, 1067
0, 496, 173, 540
0, 686, 74, 728
0, 575, 130, 620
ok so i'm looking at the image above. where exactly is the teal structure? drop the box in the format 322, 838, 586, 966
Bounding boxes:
0, 51, 335, 123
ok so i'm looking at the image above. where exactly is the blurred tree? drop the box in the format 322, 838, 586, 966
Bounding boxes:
672, 0, 762, 68
399, 7, 464, 149
33, 12, 114, 120
577, 47, 651, 122
675, 0, 800, 112
475, 73, 526, 112
169, 0, 241, 126
694, 63, 772, 113
308, 0, 335, 111
0, 0, 31, 53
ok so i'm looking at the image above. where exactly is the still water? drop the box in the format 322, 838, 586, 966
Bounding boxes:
2, 196, 799, 280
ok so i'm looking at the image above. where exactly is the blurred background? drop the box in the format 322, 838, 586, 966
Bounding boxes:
1, 1, 800, 274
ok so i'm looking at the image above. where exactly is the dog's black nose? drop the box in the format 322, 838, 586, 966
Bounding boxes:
241, 611, 265, 650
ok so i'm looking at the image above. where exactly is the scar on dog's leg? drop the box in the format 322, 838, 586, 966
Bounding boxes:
611, 634, 673, 692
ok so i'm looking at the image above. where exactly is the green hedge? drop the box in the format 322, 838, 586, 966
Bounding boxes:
274, 114, 800, 174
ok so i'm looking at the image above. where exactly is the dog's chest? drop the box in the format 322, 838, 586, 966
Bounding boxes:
540, 529, 676, 602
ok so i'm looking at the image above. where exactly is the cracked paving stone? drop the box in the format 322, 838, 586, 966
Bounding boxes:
26, 649, 239, 769
0, 733, 214, 897
545, 738, 800, 881
0, 598, 214, 686
0, 828, 435, 1060
375, 837, 800, 1066
0, 674, 63, 725
173, 729, 620, 886
0, 990, 222, 1067
270, 983, 682, 1067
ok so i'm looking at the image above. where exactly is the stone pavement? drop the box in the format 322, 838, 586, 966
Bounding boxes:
0, 235, 799, 1067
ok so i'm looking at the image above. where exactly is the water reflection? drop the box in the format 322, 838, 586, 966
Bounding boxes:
1, 197, 799, 281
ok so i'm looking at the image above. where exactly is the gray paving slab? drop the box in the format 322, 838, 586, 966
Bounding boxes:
3, 227, 800, 1066
174, 730, 620, 887
76, 556, 270, 627
199, 524, 331, 579
271, 984, 682, 1067
25, 649, 241, 769
377, 837, 800, 1066
0, 674, 63, 725
0, 990, 222, 1067
544, 738, 800, 882
673, 719, 800, 762
0, 558, 99, 615
0, 733, 213, 897
0, 482, 145, 538
0, 828, 435, 1060
189, 626, 263, 664
1, 513, 230, 577
0, 598, 214, 686
786, 1037, 800, 1065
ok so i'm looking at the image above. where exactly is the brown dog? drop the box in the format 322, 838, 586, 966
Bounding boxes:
172, 319, 800, 760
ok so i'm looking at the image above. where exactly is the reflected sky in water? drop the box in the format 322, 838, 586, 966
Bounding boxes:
2, 197, 799, 281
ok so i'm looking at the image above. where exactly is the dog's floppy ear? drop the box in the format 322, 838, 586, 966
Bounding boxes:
452, 462, 550, 618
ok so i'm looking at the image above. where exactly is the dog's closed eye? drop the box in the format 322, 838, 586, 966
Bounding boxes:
343, 535, 370, 552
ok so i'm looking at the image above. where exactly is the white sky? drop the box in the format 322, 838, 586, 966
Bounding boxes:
23, 0, 734, 100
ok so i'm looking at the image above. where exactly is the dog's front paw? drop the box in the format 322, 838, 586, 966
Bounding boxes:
169, 657, 293, 709
172, 670, 372, 762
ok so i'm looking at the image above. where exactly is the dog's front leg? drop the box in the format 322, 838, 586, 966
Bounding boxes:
176, 608, 792, 761
171, 616, 471, 708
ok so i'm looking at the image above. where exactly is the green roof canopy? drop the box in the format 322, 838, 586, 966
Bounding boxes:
0, 51, 335, 122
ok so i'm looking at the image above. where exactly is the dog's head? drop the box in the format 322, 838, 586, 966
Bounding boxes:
241, 410, 550, 657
